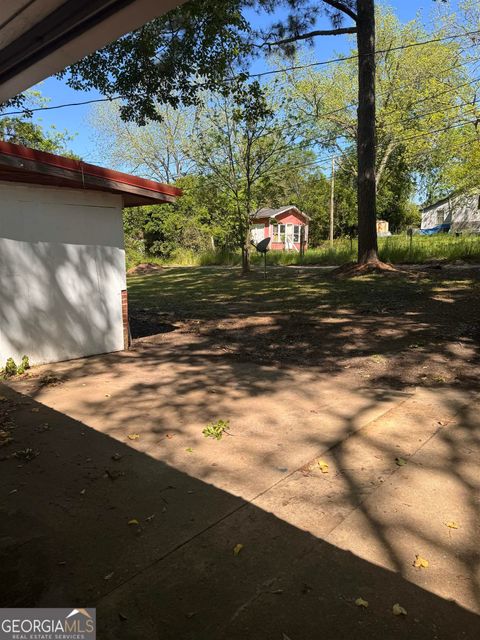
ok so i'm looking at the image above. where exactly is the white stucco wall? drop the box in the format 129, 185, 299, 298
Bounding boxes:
0, 182, 127, 365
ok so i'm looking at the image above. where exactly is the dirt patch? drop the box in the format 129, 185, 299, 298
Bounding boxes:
331, 260, 407, 278
127, 262, 164, 276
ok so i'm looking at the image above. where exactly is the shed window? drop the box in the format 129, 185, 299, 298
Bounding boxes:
274, 224, 302, 243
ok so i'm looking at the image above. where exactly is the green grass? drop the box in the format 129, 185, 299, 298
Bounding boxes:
129, 265, 469, 321
127, 235, 480, 270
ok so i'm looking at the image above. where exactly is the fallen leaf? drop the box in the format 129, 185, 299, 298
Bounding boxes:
395, 457, 407, 466
80, 489, 86, 495
185, 447, 194, 453
413, 555, 429, 569
104, 572, 114, 580
355, 597, 369, 608
318, 460, 329, 474
128, 519, 139, 526
105, 394, 111, 398
392, 603, 407, 616
233, 543, 244, 556
166, 434, 174, 439
31, 408, 40, 413
0, 396, 7, 402
127, 434, 140, 441
445, 521, 459, 529
146, 514, 155, 522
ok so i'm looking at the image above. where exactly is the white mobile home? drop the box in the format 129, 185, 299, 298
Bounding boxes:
0, 141, 180, 366
421, 192, 480, 233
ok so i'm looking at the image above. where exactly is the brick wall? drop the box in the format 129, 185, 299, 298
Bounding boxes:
121, 289, 130, 350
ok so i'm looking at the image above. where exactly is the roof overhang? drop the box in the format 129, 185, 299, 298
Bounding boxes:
253, 206, 311, 221
0, 141, 181, 206
0, 0, 186, 104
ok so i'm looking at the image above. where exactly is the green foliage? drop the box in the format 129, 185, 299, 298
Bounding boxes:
0, 91, 76, 154
203, 419, 230, 440
17, 356, 31, 375
4, 358, 17, 378
1, 355, 30, 378
126, 235, 480, 268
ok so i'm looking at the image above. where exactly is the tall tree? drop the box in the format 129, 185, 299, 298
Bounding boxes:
193, 84, 301, 273
281, 9, 475, 220
26, 0, 454, 266
89, 100, 196, 181
52, 1, 380, 265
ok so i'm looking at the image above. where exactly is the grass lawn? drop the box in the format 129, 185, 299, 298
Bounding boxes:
128, 265, 480, 389
127, 234, 480, 269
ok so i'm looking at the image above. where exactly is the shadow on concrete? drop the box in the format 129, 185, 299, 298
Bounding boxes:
0, 384, 479, 639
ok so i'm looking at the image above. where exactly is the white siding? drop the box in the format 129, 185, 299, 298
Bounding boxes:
421, 193, 480, 231
0, 182, 126, 365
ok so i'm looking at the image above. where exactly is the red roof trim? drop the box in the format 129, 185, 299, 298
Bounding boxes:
0, 140, 182, 198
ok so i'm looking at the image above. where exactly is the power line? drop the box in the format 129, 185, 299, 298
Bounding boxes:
1, 27, 480, 118
0, 95, 124, 117
249, 28, 480, 80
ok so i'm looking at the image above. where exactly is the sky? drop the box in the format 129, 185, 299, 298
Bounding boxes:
23, 0, 463, 164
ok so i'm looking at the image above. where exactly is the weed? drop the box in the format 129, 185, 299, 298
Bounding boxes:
1, 355, 30, 379
203, 419, 230, 440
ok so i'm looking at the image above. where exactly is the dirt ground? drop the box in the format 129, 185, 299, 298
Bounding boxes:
1, 266, 479, 639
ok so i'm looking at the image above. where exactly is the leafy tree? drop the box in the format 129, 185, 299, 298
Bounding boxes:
333, 146, 419, 234
192, 85, 303, 272
53, 1, 377, 265
0, 91, 75, 154
57, 0, 466, 266
88, 100, 196, 181
282, 8, 474, 208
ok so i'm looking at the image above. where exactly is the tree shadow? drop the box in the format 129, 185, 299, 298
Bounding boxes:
0, 203, 125, 365
0, 385, 478, 639
126, 266, 480, 389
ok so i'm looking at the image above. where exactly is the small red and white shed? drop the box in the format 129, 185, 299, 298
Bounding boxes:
250, 206, 310, 251
0, 141, 181, 366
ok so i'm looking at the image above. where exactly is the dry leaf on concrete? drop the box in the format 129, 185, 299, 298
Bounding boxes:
355, 597, 369, 608
413, 555, 429, 569
392, 603, 407, 616
318, 460, 329, 474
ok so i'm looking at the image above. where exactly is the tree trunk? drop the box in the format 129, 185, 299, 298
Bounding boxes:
241, 220, 251, 274
356, 0, 379, 264
241, 244, 250, 274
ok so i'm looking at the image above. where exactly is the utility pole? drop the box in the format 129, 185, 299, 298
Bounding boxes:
329, 156, 335, 247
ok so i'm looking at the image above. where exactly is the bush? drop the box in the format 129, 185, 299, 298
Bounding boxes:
125, 234, 480, 270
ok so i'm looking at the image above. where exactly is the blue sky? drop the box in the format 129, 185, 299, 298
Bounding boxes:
27, 0, 461, 163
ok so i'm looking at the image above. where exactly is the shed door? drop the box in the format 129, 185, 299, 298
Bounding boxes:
251, 224, 264, 245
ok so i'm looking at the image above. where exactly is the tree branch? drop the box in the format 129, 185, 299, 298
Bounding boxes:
321, 1, 358, 22
266, 26, 357, 47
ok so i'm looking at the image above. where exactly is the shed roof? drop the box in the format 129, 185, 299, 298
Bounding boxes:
251, 205, 311, 221
0, 141, 181, 206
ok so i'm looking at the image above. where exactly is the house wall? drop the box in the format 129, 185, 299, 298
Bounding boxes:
421, 193, 480, 231
0, 181, 127, 365
266, 211, 309, 251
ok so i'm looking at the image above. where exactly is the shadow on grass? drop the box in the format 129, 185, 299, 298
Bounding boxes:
127, 266, 480, 388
